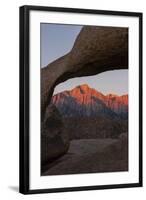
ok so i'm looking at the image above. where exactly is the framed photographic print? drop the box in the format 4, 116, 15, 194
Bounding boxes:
19, 5, 143, 194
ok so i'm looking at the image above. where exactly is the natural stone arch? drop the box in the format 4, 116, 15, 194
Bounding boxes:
41, 25, 128, 165
41, 26, 128, 120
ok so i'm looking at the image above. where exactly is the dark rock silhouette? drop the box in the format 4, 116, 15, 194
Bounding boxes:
41, 105, 69, 164
62, 117, 128, 140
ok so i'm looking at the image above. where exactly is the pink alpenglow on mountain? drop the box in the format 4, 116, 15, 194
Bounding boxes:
52, 84, 128, 119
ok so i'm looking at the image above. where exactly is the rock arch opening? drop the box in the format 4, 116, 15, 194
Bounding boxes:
51, 70, 128, 139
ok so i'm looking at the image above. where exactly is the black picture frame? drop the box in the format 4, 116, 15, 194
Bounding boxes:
19, 5, 143, 194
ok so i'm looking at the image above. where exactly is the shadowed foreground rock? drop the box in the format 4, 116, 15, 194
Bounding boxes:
42, 133, 128, 175
41, 105, 69, 164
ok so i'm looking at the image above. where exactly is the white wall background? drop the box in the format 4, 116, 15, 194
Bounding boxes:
0, 0, 145, 199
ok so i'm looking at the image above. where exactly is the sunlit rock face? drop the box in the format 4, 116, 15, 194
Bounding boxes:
105, 94, 128, 115
52, 84, 128, 119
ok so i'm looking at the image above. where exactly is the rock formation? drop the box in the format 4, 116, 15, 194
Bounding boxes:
41, 104, 69, 164
103, 132, 128, 161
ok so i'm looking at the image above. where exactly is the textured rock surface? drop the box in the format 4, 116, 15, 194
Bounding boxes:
42, 133, 128, 175
62, 117, 128, 139
41, 105, 69, 164
102, 132, 128, 160
41, 26, 128, 120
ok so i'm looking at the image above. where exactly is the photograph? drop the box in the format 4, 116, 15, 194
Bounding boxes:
41, 24, 128, 176
19, 6, 142, 194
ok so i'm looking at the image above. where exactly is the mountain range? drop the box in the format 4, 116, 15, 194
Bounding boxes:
52, 84, 128, 119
